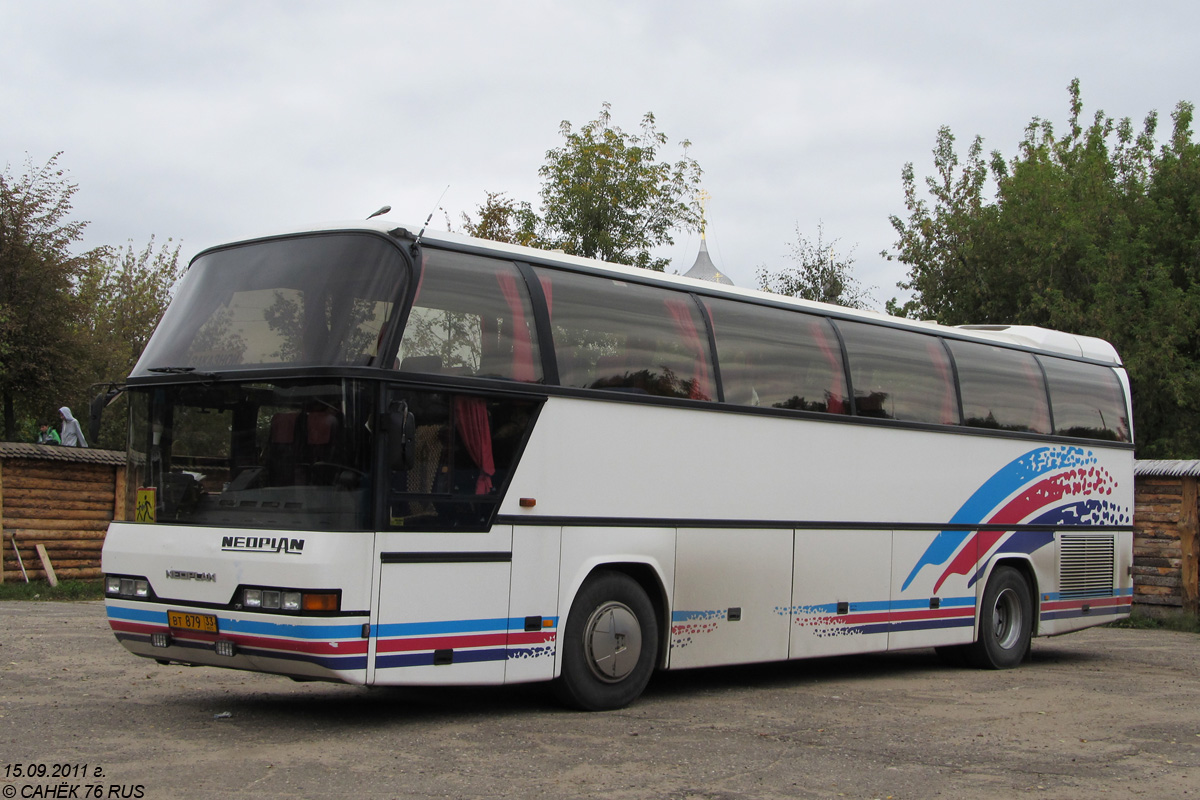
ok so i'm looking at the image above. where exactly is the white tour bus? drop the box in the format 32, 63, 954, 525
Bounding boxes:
102, 220, 1134, 710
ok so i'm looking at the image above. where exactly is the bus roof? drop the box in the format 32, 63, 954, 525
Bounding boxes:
206, 218, 1124, 367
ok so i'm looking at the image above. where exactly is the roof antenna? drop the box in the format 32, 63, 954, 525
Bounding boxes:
412, 185, 450, 254
367, 205, 391, 220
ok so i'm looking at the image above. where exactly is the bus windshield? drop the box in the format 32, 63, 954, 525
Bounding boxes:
127, 379, 375, 531
132, 233, 408, 375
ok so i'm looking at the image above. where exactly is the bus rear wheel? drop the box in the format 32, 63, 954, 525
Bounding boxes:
553, 570, 659, 711
967, 565, 1032, 669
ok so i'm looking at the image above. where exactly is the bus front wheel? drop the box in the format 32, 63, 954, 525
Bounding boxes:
967, 565, 1033, 669
553, 570, 659, 711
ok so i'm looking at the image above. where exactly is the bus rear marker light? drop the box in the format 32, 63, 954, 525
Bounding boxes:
519, 497, 536, 508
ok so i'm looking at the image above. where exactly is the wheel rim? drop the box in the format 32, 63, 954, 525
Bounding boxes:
990, 587, 1023, 650
583, 601, 643, 683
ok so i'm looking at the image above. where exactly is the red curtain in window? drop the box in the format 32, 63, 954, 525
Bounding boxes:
539, 276, 553, 318
926, 339, 957, 425
811, 321, 846, 414
1022, 358, 1051, 434
496, 271, 535, 382
454, 396, 495, 494
664, 298, 711, 401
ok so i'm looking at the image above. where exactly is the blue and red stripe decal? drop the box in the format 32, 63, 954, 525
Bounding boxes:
107, 603, 370, 670
373, 617, 558, 669
1040, 589, 1132, 622
109, 605, 560, 671
781, 596, 977, 639
903, 446, 1129, 594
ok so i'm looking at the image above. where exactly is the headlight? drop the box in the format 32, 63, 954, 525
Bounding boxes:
240, 586, 340, 614
105, 574, 154, 599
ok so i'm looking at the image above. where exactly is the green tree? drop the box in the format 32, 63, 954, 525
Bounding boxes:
537, 103, 703, 271
461, 191, 541, 247
757, 222, 873, 309
77, 236, 182, 380
74, 236, 184, 448
885, 80, 1200, 457
0, 153, 105, 440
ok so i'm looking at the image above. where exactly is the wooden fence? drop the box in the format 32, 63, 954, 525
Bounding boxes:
0, 442, 128, 583
1133, 461, 1200, 616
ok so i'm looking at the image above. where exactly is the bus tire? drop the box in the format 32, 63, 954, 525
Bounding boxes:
553, 570, 659, 711
967, 565, 1032, 669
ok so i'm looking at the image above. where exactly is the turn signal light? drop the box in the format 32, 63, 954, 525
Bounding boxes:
302, 593, 339, 612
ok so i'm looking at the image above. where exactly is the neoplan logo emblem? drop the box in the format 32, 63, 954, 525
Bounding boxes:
221, 535, 306, 555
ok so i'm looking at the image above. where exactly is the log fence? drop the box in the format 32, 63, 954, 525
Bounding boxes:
0, 442, 128, 583
1133, 460, 1200, 616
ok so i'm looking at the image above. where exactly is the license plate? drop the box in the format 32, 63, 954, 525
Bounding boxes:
167, 610, 219, 634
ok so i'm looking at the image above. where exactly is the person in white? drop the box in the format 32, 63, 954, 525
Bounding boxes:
59, 406, 88, 448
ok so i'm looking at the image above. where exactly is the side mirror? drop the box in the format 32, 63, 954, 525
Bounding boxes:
89, 384, 125, 445
386, 403, 417, 471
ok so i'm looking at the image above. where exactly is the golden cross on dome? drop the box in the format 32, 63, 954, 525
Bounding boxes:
695, 189, 711, 238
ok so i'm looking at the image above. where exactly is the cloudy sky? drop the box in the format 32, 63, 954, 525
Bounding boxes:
3, 1, 1198, 308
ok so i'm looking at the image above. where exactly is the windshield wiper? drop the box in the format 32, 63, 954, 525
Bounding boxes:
147, 366, 218, 381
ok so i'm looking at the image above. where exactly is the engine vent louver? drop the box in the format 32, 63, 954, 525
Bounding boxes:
1058, 534, 1116, 599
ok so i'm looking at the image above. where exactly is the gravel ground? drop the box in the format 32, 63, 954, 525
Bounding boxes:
1, 601, 1198, 800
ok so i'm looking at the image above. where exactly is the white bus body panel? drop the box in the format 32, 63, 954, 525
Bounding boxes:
504, 397, 1134, 660
789, 530, 892, 658
501, 397, 1130, 525
670, 528, 792, 668
102, 524, 374, 684
504, 525, 563, 684
889, 531, 978, 651
371, 526, 513, 685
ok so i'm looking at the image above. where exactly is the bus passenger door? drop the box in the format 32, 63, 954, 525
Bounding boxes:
789, 529, 891, 658
371, 528, 514, 686
369, 386, 542, 685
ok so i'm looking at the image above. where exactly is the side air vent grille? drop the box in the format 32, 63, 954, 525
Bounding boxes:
1059, 534, 1115, 599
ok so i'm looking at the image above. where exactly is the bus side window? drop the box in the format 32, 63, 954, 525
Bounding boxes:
386, 389, 539, 530
948, 339, 1050, 434
704, 297, 849, 414
536, 267, 714, 400
836, 320, 959, 426
397, 251, 543, 383
1040, 357, 1130, 442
